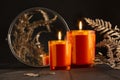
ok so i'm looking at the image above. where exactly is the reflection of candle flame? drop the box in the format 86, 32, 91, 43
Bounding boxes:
58, 31, 62, 40
79, 21, 82, 30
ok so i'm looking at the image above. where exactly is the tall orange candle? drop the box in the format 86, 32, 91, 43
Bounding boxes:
49, 31, 71, 70
67, 21, 96, 67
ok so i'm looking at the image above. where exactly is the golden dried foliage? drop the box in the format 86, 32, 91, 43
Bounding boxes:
85, 18, 120, 69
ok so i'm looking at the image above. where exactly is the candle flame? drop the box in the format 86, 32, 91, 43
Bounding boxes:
79, 21, 82, 30
58, 31, 62, 40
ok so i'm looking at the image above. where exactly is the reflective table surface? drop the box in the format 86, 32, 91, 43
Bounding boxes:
0, 64, 120, 80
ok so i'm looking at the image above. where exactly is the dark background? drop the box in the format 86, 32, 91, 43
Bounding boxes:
0, 0, 120, 65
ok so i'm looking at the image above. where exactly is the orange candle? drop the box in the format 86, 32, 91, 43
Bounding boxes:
49, 31, 71, 70
67, 21, 96, 67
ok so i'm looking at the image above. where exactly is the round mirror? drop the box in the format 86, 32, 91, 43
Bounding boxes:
8, 7, 69, 67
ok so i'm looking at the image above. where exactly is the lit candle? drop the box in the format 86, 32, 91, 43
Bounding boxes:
67, 21, 96, 67
49, 31, 71, 70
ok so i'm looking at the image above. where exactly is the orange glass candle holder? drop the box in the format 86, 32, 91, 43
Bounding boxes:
49, 40, 71, 70
67, 30, 96, 67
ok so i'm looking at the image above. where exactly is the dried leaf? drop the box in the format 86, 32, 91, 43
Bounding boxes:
85, 17, 120, 69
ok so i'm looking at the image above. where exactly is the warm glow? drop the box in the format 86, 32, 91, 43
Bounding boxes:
79, 21, 82, 30
58, 31, 62, 40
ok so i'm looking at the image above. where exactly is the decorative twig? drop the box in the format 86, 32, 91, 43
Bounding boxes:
24, 72, 56, 77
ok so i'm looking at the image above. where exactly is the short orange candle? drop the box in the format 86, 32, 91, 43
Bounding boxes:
49, 31, 71, 70
67, 21, 96, 67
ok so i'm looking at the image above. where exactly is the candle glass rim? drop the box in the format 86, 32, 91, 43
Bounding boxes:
67, 30, 95, 34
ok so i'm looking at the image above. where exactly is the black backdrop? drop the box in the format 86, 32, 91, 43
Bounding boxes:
0, 0, 120, 64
